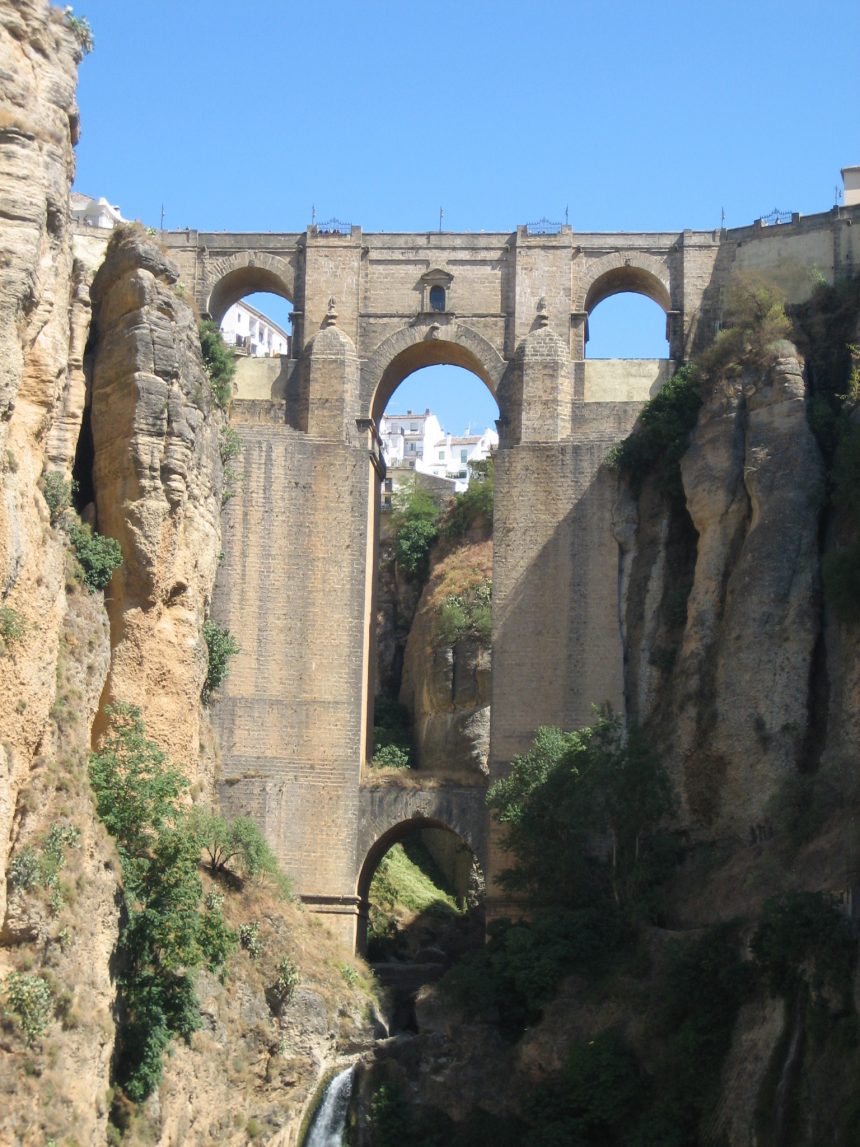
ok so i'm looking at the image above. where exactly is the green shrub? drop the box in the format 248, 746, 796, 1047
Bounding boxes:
752, 891, 857, 1001
40, 472, 122, 591
199, 320, 236, 409
66, 521, 122, 592
367, 1081, 412, 1147
2, 972, 53, 1046
441, 457, 494, 540
202, 620, 239, 701
65, 12, 94, 55
239, 922, 263, 960
9, 847, 40, 891
442, 906, 625, 1034
219, 426, 242, 505
192, 808, 292, 895
41, 472, 75, 526
437, 578, 492, 647
522, 1030, 650, 1146
7, 823, 80, 909
90, 703, 238, 1100
198, 904, 237, 974
371, 743, 410, 769
487, 712, 676, 913
642, 922, 754, 1144
272, 956, 299, 1005
371, 696, 413, 768
391, 479, 441, 582
0, 606, 25, 649
607, 364, 702, 499
339, 963, 360, 987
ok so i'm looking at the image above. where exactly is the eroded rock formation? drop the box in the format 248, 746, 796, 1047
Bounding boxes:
400, 540, 492, 779
89, 227, 225, 768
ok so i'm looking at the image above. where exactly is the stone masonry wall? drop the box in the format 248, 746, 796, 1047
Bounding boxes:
211, 403, 371, 939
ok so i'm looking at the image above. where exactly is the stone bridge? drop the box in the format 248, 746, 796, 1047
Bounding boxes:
163, 206, 860, 947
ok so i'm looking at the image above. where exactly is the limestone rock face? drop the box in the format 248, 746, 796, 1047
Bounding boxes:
89, 227, 225, 766
0, 0, 86, 921
400, 541, 492, 779
629, 341, 825, 834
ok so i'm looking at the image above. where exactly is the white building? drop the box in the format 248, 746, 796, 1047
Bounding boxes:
379, 409, 444, 470
70, 192, 125, 229
379, 409, 498, 495
420, 428, 498, 488
219, 300, 291, 358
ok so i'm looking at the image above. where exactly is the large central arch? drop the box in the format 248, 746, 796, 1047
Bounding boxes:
364, 321, 508, 424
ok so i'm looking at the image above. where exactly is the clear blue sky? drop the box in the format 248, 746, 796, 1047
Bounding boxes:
72, 0, 859, 434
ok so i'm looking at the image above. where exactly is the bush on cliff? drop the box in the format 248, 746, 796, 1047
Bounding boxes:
487, 711, 676, 912
191, 807, 292, 897
90, 704, 236, 1102
390, 479, 441, 582
40, 471, 123, 591
199, 319, 236, 409
440, 457, 494, 540
606, 364, 701, 499
202, 619, 239, 701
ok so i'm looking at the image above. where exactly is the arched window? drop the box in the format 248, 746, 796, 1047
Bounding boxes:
429, 285, 446, 312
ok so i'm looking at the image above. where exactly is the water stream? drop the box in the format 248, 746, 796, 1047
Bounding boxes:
304, 1065, 355, 1147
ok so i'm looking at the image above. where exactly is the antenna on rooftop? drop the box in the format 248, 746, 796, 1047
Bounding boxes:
564, 204, 569, 226
439, 207, 444, 233
311, 204, 316, 226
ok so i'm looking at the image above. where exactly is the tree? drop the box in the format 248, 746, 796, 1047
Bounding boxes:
487, 710, 676, 912
191, 808, 286, 884
391, 478, 441, 581
89, 704, 236, 1101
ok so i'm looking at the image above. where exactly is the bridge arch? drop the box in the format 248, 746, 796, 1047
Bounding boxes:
577, 252, 672, 316
205, 251, 296, 324
364, 321, 507, 424
355, 784, 488, 954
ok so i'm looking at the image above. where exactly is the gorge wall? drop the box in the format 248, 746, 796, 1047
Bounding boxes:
2, 2, 860, 1143
0, 5, 374, 1145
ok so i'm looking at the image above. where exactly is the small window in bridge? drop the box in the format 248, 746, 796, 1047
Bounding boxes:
429, 286, 446, 312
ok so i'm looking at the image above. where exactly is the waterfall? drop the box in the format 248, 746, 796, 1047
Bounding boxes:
304, 1065, 355, 1147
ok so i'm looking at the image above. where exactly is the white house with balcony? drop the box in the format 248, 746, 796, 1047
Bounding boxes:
379, 409, 445, 470
379, 409, 498, 506
219, 301, 291, 358
421, 427, 498, 487
70, 192, 125, 229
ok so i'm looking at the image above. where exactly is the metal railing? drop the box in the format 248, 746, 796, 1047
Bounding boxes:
525, 217, 563, 235
314, 217, 352, 236
760, 207, 793, 227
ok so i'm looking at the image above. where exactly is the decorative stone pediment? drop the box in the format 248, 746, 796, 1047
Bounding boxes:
418, 267, 454, 313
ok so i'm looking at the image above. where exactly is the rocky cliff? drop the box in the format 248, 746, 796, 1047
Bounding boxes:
400, 539, 492, 780
0, 6, 374, 1143
359, 314, 860, 1146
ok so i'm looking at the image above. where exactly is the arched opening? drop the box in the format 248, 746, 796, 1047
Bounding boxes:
370, 360, 498, 783
207, 265, 293, 327
585, 292, 669, 359
220, 291, 293, 359
357, 818, 485, 1026
583, 265, 671, 360
212, 277, 294, 401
